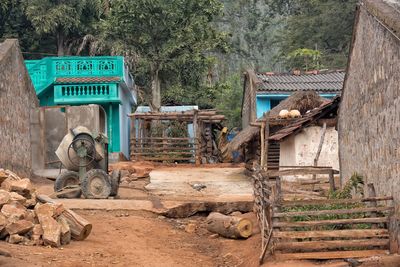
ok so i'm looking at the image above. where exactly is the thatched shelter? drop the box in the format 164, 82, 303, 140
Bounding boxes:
222, 91, 326, 160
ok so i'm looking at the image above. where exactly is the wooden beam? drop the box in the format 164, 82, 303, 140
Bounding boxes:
274, 229, 389, 239
274, 217, 388, 228
276, 239, 389, 252
281, 196, 394, 207
264, 168, 339, 177
274, 250, 388, 260
273, 206, 393, 218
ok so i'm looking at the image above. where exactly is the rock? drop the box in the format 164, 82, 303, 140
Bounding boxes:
6, 220, 34, 235
57, 217, 71, 245
8, 234, 24, 244
25, 210, 38, 224
1, 203, 27, 222
35, 203, 55, 219
129, 174, 139, 181
184, 223, 196, 234
120, 170, 130, 178
53, 203, 65, 218
2, 178, 33, 198
0, 190, 10, 207
209, 233, 219, 239
32, 224, 43, 236
0, 169, 8, 185
35, 203, 61, 247
0, 213, 7, 232
30, 224, 44, 246
24, 192, 37, 208
230, 211, 242, 216
9, 192, 26, 205
39, 217, 61, 247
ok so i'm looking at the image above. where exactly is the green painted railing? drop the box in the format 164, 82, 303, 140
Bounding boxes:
54, 83, 120, 104
25, 56, 134, 97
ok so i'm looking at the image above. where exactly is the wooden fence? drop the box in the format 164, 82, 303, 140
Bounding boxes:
130, 137, 199, 162
253, 168, 399, 264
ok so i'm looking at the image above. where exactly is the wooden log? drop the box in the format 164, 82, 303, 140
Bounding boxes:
206, 212, 253, 239
36, 194, 92, 241
388, 215, 400, 254
274, 229, 389, 239
276, 238, 389, 252
273, 206, 393, 218
274, 217, 388, 228
281, 196, 394, 207
274, 250, 387, 260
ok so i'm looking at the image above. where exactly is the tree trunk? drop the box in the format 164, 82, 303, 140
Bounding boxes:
150, 63, 161, 112
206, 212, 253, 239
57, 32, 65, 56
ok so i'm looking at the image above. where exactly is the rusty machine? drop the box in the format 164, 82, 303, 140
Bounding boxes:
54, 126, 120, 199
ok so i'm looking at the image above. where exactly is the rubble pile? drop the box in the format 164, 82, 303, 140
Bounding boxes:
0, 169, 88, 247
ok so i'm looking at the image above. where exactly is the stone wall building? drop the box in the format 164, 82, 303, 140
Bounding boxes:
0, 39, 39, 177
339, 0, 400, 206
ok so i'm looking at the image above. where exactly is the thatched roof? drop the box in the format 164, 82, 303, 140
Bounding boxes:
222, 91, 327, 157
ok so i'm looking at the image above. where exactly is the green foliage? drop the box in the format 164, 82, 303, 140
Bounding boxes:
25, 0, 104, 55
270, 0, 357, 70
329, 173, 364, 199
286, 48, 322, 71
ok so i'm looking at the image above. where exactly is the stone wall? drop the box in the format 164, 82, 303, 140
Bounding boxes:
0, 39, 39, 177
338, 0, 400, 206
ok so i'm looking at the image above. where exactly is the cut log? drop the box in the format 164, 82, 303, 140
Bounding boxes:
206, 212, 253, 239
36, 194, 92, 241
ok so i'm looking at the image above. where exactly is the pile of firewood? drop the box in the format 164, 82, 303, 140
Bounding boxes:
0, 169, 91, 247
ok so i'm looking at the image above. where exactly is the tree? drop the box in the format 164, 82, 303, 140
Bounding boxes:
104, 0, 227, 111
269, 0, 357, 69
25, 0, 104, 56
286, 48, 322, 71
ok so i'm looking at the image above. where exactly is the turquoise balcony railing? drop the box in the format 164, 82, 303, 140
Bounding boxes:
54, 83, 120, 104
25, 56, 135, 101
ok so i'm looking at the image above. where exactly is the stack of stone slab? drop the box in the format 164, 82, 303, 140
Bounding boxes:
0, 169, 90, 247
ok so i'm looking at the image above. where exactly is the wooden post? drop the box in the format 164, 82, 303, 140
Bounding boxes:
260, 121, 265, 167
131, 115, 136, 160
328, 169, 336, 191
388, 214, 400, 254
264, 112, 270, 170
193, 110, 200, 164
313, 122, 327, 180
367, 183, 378, 229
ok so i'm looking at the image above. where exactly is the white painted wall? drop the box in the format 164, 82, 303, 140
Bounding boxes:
279, 126, 339, 180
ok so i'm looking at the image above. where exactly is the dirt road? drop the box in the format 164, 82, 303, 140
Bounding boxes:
0, 210, 261, 267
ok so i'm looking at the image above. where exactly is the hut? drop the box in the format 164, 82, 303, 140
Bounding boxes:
223, 92, 340, 178
241, 69, 344, 128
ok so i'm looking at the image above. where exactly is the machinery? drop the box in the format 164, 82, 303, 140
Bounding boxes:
54, 126, 120, 199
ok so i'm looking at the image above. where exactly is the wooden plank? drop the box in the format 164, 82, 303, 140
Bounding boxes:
274, 206, 393, 218
276, 239, 389, 252
274, 217, 388, 228
135, 156, 194, 161
274, 250, 388, 260
274, 229, 389, 239
264, 168, 340, 176
281, 196, 394, 207
131, 152, 194, 155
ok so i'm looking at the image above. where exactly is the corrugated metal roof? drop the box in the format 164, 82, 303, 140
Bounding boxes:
55, 77, 121, 83
256, 71, 345, 93
268, 97, 340, 141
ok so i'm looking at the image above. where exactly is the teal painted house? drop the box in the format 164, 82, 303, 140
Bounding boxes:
241, 70, 345, 128
25, 56, 136, 159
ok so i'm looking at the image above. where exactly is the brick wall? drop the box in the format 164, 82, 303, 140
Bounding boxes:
338, 0, 400, 207
0, 39, 39, 177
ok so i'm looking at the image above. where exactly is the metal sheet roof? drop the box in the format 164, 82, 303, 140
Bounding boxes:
256, 71, 345, 93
